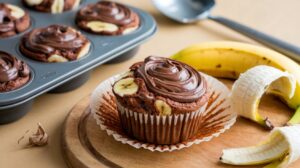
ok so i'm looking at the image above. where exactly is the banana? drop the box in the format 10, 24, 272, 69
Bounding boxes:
113, 78, 139, 97
171, 41, 300, 126
231, 65, 296, 129
47, 54, 68, 62
24, 0, 44, 6
51, 0, 64, 14
155, 100, 172, 115
86, 21, 118, 33
220, 125, 300, 168
6, 4, 25, 19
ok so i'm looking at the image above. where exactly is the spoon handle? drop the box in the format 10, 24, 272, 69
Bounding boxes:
208, 15, 300, 62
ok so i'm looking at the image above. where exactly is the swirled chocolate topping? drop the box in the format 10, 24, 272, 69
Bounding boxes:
130, 56, 206, 103
0, 51, 30, 83
23, 25, 87, 54
77, 1, 136, 26
0, 3, 16, 34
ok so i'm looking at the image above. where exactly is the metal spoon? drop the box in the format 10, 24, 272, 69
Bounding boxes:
152, 0, 300, 62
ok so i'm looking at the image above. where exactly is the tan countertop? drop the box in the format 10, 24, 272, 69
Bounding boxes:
1, 0, 300, 167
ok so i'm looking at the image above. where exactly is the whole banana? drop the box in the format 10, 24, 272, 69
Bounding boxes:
171, 41, 300, 127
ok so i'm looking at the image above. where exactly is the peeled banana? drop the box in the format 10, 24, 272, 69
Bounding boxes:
171, 41, 300, 126
220, 125, 300, 168
231, 65, 296, 129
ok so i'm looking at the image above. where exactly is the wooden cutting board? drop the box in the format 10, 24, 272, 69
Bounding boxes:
61, 79, 300, 168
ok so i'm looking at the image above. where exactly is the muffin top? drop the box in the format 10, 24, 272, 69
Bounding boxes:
20, 24, 90, 62
0, 51, 30, 92
131, 56, 206, 102
76, 1, 140, 35
0, 3, 30, 38
113, 56, 208, 115
23, 0, 81, 13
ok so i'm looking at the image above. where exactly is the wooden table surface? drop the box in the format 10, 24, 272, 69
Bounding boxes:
1, 0, 300, 167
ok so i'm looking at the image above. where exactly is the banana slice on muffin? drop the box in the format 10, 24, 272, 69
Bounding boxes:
19, 24, 90, 63
113, 78, 139, 97
23, 0, 80, 13
76, 1, 140, 35
0, 3, 30, 38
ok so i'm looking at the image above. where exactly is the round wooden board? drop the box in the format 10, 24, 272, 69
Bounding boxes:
61, 79, 300, 168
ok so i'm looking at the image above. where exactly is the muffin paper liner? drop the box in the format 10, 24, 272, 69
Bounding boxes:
90, 73, 236, 152
116, 101, 206, 145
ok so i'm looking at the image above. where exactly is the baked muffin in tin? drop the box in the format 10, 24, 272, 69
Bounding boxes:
0, 3, 31, 38
23, 0, 81, 13
19, 24, 91, 62
0, 51, 31, 92
76, 1, 140, 35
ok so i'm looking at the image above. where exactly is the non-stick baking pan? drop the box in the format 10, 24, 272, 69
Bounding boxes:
0, 0, 157, 124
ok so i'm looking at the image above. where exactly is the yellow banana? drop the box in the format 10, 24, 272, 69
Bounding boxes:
171, 41, 300, 127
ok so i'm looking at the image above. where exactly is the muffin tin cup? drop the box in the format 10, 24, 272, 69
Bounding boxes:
0, 100, 33, 124
49, 70, 91, 93
0, 0, 157, 124
106, 46, 140, 64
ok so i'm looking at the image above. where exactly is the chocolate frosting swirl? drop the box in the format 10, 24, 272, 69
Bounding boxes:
77, 1, 136, 26
0, 3, 15, 33
0, 51, 30, 82
24, 25, 87, 54
131, 56, 206, 103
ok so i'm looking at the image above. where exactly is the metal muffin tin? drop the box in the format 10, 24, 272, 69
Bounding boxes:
0, 0, 157, 124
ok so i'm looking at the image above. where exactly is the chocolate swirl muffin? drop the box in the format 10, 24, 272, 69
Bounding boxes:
0, 51, 30, 92
0, 3, 30, 38
19, 24, 90, 62
112, 56, 208, 144
76, 1, 140, 35
22, 0, 81, 13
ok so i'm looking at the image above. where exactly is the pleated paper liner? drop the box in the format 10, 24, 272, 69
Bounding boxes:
90, 73, 237, 152
116, 101, 207, 145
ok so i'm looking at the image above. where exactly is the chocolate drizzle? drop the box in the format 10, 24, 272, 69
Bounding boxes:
131, 56, 207, 103
77, 1, 135, 26
0, 51, 30, 83
24, 25, 86, 54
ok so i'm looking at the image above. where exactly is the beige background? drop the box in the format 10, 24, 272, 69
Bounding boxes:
1, 0, 300, 167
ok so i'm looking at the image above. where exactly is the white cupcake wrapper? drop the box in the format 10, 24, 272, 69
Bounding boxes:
90, 72, 236, 152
